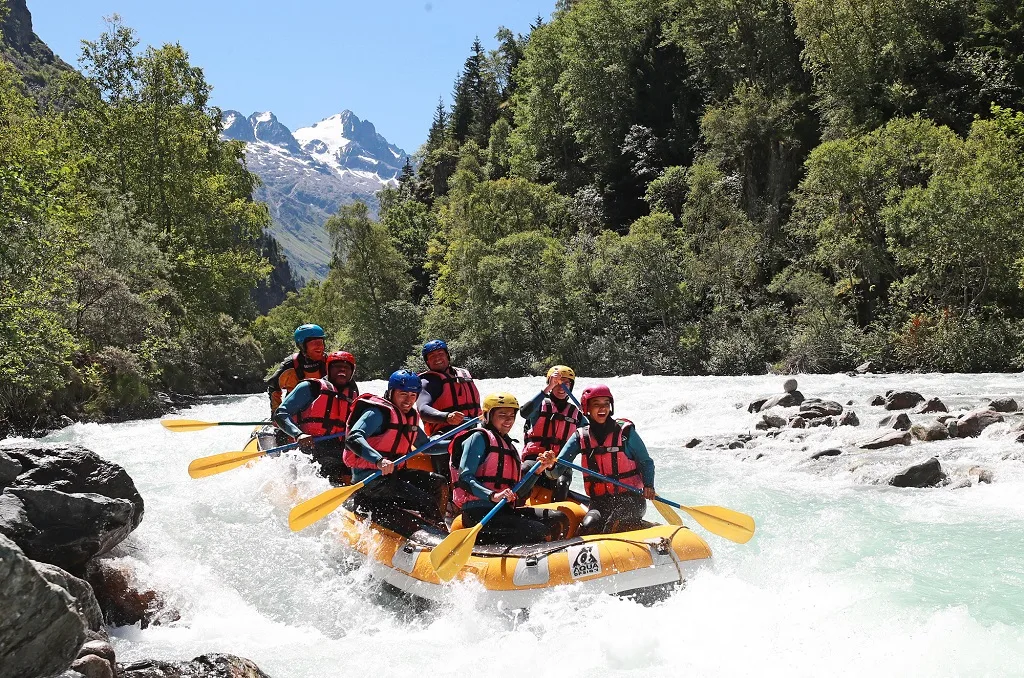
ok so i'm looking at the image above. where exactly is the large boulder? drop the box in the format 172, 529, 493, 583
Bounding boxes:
885, 391, 925, 410
988, 397, 1018, 413
837, 410, 860, 426
911, 420, 949, 442
0, 443, 143, 573
878, 413, 912, 430
860, 431, 912, 449
798, 399, 843, 420
34, 562, 105, 635
0, 451, 22, 486
86, 559, 179, 629
758, 391, 805, 411
119, 654, 273, 678
915, 397, 948, 414
954, 409, 1004, 438
0, 534, 85, 678
889, 457, 947, 488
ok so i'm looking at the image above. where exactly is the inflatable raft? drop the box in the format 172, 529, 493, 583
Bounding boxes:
253, 427, 713, 607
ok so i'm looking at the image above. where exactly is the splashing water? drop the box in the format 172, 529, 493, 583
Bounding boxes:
25, 374, 1024, 677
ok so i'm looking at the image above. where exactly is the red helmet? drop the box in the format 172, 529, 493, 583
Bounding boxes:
326, 351, 356, 371
580, 384, 614, 415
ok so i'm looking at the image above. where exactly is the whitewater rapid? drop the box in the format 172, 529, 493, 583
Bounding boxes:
28, 374, 1024, 676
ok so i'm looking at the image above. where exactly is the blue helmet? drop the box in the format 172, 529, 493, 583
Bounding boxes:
294, 324, 325, 347
388, 369, 422, 393
421, 339, 449, 360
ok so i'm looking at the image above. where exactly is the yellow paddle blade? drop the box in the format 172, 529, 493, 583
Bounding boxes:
680, 505, 756, 544
653, 499, 684, 526
162, 419, 217, 432
187, 447, 266, 479
429, 522, 483, 582
288, 483, 363, 532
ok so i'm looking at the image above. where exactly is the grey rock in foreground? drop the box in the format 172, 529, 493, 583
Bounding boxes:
0, 443, 143, 572
120, 654, 274, 678
910, 420, 949, 441
890, 457, 947, 488
0, 534, 84, 678
860, 430, 912, 449
953, 410, 1003, 438
885, 391, 925, 410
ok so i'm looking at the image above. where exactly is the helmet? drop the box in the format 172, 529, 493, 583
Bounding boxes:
294, 324, 325, 347
580, 384, 614, 415
546, 365, 576, 381
482, 392, 520, 421
387, 369, 422, 393
325, 351, 356, 370
421, 339, 449, 360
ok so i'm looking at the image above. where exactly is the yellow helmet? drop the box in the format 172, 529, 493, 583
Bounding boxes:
482, 392, 520, 420
546, 365, 576, 381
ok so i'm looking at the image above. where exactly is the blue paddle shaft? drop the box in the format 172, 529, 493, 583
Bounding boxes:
359, 417, 480, 486
476, 463, 544, 528
265, 431, 345, 456
555, 458, 672, 507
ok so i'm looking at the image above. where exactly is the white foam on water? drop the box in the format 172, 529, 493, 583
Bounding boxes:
32, 375, 1024, 676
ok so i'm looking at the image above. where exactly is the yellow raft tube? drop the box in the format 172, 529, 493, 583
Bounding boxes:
255, 428, 712, 606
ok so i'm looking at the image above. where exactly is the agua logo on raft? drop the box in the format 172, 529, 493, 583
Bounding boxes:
568, 544, 601, 579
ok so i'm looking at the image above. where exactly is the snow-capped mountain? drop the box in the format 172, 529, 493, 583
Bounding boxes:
221, 110, 409, 281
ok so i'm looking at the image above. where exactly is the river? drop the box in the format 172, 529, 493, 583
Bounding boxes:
35, 373, 1024, 677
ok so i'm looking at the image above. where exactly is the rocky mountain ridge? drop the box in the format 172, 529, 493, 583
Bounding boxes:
221, 109, 410, 282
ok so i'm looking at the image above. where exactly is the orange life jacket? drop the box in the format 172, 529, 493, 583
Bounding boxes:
449, 426, 521, 509
522, 396, 583, 461
343, 394, 423, 471
577, 419, 643, 497
419, 367, 482, 435
293, 378, 358, 438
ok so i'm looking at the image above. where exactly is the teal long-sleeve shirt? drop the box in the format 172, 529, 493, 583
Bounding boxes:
273, 380, 320, 438
554, 421, 656, 489
346, 406, 433, 483
519, 390, 589, 431
458, 430, 542, 510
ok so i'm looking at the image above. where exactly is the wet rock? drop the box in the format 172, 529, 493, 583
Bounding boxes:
671, 403, 689, 415
954, 409, 1003, 438
947, 479, 973, 491
789, 416, 806, 429
0, 443, 144, 573
34, 562, 105, 634
869, 395, 886, 406
684, 438, 701, 449
915, 397, 947, 414
86, 559, 179, 629
988, 397, 1018, 413
737, 433, 753, 443
119, 653, 273, 678
758, 391, 805, 411
747, 398, 768, 413
860, 430, 912, 450
856, 361, 875, 374
810, 449, 842, 460
0, 534, 85, 678
969, 466, 994, 484
783, 378, 799, 393
837, 410, 859, 426
809, 417, 837, 428
71, 653, 114, 678
910, 420, 949, 442
728, 440, 745, 449
80, 639, 116, 666
885, 391, 925, 410
878, 413, 912, 430
0, 451, 22, 487
889, 457, 947, 488
799, 399, 843, 419
947, 419, 959, 438
756, 413, 786, 430
936, 414, 954, 424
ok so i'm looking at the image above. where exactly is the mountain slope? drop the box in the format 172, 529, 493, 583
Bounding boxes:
221, 110, 409, 282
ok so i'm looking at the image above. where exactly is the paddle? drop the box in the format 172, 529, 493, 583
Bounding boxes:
187, 431, 345, 479
556, 458, 755, 544
287, 417, 480, 532
558, 384, 686, 527
162, 419, 269, 432
429, 464, 544, 582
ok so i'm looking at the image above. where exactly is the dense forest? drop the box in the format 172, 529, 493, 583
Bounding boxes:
4, 0, 1024, 434
257, 0, 1024, 381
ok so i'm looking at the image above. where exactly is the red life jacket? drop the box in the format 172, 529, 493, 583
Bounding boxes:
449, 426, 522, 509
522, 396, 583, 461
343, 394, 421, 471
293, 378, 358, 438
577, 419, 643, 497
419, 367, 482, 435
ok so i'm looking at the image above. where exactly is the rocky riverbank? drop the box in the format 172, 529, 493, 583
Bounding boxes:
0, 443, 271, 678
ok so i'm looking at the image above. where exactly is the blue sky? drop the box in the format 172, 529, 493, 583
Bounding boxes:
30, 1, 556, 152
